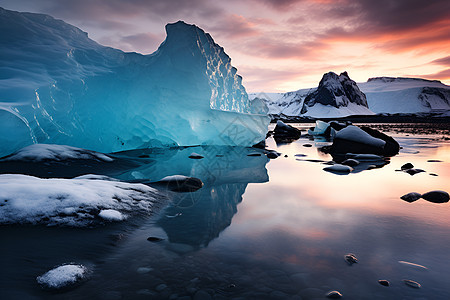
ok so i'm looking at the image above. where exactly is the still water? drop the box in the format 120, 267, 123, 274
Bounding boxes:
1, 124, 450, 299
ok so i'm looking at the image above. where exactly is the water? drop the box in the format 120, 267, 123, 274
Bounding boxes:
1, 123, 450, 299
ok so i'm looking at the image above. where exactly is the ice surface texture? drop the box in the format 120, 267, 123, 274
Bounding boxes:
0, 8, 269, 157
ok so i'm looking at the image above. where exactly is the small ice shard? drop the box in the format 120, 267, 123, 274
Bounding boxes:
403, 279, 421, 289
421, 190, 449, 203
323, 164, 353, 174
326, 290, 343, 299
308, 120, 332, 136
378, 280, 390, 286
37, 264, 87, 289
398, 261, 428, 270
341, 158, 359, 167
344, 253, 358, 265
98, 209, 125, 221
188, 153, 204, 159
401, 162, 414, 170
400, 192, 422, 203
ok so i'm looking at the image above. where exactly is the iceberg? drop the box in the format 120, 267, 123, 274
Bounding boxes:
0, 8, 269, 157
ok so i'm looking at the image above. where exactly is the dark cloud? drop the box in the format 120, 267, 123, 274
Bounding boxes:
1, 0, 223, 21
431, 56, 450, 66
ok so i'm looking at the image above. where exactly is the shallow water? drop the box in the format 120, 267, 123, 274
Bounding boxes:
1, 124, 450, 299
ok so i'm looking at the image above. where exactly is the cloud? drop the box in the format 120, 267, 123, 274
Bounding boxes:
206, 14, 261, 39
420, 69, 450, 81
431, 56, 450, 67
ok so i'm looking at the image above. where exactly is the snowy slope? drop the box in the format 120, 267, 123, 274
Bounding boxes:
359, 77, 450, 114
0, 8, 269, 157
251, 77, 450, 118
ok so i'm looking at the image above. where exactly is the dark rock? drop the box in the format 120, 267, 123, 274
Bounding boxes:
153, 176, 203, 192
295, 154, 307, 157
147, 237, 164, 242
247, 153, 262, 157
429, 173, 438, 176
378, 280, 390, 287
189, 153, 204, 159
273, 120, 302, 143
266, 151, 281, 159
303, 144, 312, 147
405, 168, 425, 176
421, 190, 449, 203
326, 290, 343, 299
327, 125, 399, 157
401, 163, 414, 170
342, 158, 359, 167
344, 253, 358, 265
301, 71, 368, 115
400, 192, 422, 203
427, 159, 442, 162
252, 140, 266, 149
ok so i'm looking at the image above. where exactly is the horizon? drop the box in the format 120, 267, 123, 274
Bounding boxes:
2, 0, 449, 92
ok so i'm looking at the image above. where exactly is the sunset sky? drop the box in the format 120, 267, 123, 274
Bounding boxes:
2, 0, 450, 92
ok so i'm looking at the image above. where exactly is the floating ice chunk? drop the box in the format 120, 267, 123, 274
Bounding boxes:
98, 209, 125, 221
308, 120, 331, 136
1, 144, 113, 162
37, 264, 87, 289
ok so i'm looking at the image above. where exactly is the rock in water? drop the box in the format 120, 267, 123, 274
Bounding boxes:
401, 163, 414, 170
344, 253, 358, 265
378, 280, 390, 287
0, 8, 270, 157
403, 279, 421, 289
147, 237, 164, 242
152, 175, 203, 192
342, 158, 359, 167
273, 120, 302, 143
405, 168, 425, 176
328, 125, 399, 156
421, 190, 449, 203
324, 164, 353, 175
188, 153, 204, 159
400, 192, 422, 203
326, 290, 343, 299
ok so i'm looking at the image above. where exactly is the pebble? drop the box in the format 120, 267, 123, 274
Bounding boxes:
400, 192, 422, 203
427, 159, 442, 162
403, 279, 421, 288
266, 151, 281, 159
345, 253, 358, 265
295, 154, 307, 157
429, 173, 438, 176
421, 190, 449, 203
326, 290, 343, 299
303, 144, 313, 147
147, 236, 164, 242
378, 280, 390, 287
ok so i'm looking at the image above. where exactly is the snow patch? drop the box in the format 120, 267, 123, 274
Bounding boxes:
0, 174, 162, 226
98, 209, 124, 221
2, 144, 113, 162
37, 264, 87, 289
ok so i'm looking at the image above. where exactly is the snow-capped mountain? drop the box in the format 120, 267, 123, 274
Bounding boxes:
250, 71, 374, 118
250, 75, 450, 118
359, 77, 450, 114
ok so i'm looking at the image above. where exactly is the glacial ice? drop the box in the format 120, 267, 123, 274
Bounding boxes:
0, 8, 269, 157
